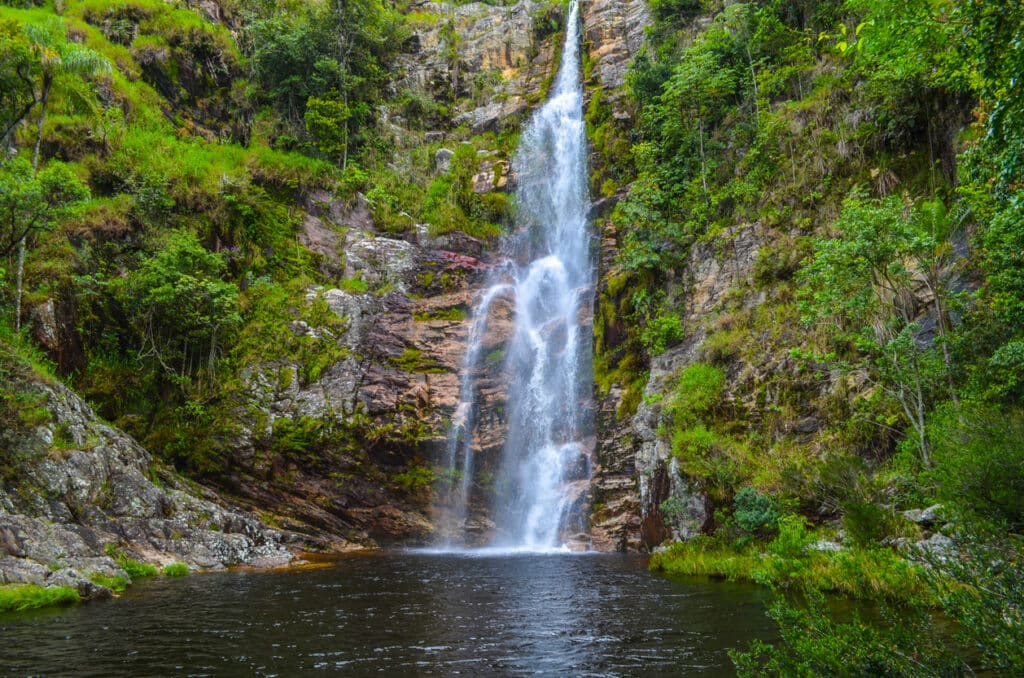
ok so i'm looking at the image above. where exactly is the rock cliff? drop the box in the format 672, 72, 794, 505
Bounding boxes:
6, 0, 658, 563
0, 369, 295, 598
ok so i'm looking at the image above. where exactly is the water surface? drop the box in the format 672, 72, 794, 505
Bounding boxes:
1, 553, 777, 676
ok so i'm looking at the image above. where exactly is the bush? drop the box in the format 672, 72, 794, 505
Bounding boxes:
641, 312, 684, 356
768, 514, 810, 560
665, 362, 726, 425
927, 404, 1024, 530
730, 589, 962, 677
734, 487, 780, 534
841, 499, 900, 547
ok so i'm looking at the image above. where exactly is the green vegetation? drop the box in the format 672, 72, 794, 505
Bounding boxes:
0, 0, 1020, 669
0, 584, 79, 613
87, 572, 127, 593
0, 0, 521, 485
651, 516, 930, 604
390, 348, 443, 374
413, 307, 468, 322
106, 544, 158, 579
580, 0, 1024, 672
161, 562, 189, 577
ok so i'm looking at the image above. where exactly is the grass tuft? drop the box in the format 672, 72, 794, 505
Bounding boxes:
162, 562, 189, 577
0, 585, 80, 613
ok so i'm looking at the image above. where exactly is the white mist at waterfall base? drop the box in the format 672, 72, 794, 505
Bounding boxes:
433, 0, 594, 553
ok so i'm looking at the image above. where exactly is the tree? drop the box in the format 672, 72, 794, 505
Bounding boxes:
660, 43, 738, 198
799, 194, 947, 465
22, 17, 110, 171
245, 0, 405, 162
0, 157, 89, 330
10, 17, 108, 333
117, 230, 240, 383
0, 18, 38, 148
304, 94, 351, 167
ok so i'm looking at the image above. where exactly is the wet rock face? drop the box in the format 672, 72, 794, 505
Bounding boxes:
232, 181, 516, 545
590, 385, 643, 552
0, 378, 295, 593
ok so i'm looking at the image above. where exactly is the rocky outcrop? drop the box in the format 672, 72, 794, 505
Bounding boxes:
0, 375, 296, 597
636, 224, 766, 547
591, 220, 768, 551
583, 0, 649, 116
590, 383, 642, 551
396, 0, 559, 135
228, 183, 515, 545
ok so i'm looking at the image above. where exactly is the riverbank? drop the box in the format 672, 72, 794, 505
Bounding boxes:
649, 518, 934, 605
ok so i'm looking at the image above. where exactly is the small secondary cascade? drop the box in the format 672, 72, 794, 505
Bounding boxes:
436, 0, 594, 550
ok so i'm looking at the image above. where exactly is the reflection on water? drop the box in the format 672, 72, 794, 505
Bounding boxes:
1, 553, 777, 676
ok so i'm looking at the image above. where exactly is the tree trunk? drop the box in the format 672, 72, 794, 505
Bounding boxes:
13, 240, 26, 335
698, 117, 708, 195
931, 279, 960, 412
745, 44, 760, 123
31, 76, 51, 172
16, 76, 51, 334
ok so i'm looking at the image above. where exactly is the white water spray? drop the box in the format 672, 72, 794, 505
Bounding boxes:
436, 0, 593, 550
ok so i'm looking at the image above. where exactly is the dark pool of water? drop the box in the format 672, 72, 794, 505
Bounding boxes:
0, 552, 778, 676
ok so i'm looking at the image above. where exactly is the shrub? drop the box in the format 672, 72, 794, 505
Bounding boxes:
641, 312, 684, 356
927, 404, 1024, 530
665, 363, 726, 426
841, 499, 900, 547
734, 487, 780, 534
768, 514, 810, 560
672, 423, 719, 458
394, 464, 435, 501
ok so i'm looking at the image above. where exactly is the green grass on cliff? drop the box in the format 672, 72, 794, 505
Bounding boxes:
0, 585, 80, 613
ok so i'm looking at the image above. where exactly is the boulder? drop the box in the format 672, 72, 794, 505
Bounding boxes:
435, 147, 454, 173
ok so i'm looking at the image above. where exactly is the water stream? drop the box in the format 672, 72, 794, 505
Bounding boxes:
439, 0, 594, 549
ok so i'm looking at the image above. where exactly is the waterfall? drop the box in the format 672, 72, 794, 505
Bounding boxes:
436, 0, 593, 550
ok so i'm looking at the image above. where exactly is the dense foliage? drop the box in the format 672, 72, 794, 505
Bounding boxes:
0, 0, 495, 481
592, 0, 1024, 672
0, 0, 1020, 664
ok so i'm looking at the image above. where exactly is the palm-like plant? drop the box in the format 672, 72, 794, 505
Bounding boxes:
24, 17, 110, 171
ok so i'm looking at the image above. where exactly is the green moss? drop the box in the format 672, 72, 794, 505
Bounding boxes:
413, 307, 468, 322
0, 585, 80, 613
389, 348, 444, 373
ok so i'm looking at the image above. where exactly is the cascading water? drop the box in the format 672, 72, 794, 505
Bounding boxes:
436, 0, 593, 550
